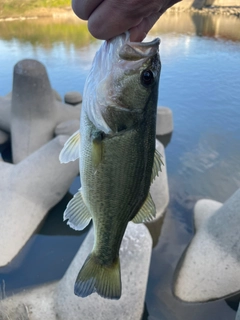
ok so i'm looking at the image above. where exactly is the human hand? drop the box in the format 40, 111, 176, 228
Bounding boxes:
72, 0, 181, 42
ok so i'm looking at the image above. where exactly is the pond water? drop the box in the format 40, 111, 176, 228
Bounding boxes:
0, 11, 240, 320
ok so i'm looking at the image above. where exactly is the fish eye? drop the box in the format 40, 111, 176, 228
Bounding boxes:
141, 70, 154, 87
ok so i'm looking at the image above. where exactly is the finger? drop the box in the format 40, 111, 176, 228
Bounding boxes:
166, 0, 182, 7
129, 0, 182, 42
129, 11, 162, 42
160, 0, 182, 13
72, 0, 103, 20
88, 1, 144, 40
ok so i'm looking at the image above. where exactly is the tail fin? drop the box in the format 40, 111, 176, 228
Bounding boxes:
74, 253, 121, 300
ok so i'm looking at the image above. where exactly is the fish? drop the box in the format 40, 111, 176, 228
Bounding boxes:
59, 32, 163, 300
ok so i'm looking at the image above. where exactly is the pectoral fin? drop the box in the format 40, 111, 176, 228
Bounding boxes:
63, 189, 92, 230
132, 193, 156, 223
59, 130, 80, 164
151, 149, 164, 183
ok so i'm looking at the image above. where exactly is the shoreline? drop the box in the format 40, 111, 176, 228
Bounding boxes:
0, 5, 239, 22
169, 5, 240, 18
0, 7, 76, 21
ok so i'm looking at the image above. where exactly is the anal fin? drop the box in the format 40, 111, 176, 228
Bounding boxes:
59, 130, 80, 164
132, 193, 156, 223
151, 149, 164, 183
64, 189, 92, 230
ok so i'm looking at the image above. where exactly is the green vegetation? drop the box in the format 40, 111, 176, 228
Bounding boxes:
0, 0, 96, 48
0, 18, 95, 48
0, 0, 71, 18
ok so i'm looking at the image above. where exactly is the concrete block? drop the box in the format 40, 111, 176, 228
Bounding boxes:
150, 139, 169, 220
0, 96, 11, 132
145, 212, 166, 248
55, 101, 81, 127
55, 120, 80, 137
0, 135, 79, 267
52, 89, 62, 102
194, 198, 222, 230
0, 130, 9, 145
64, 91, 82, 105
0, 59, 80, 163
11, 59, 57, 163
4, 89, 61, 102
4, 92, 12, 99
174, 189, 240, 302
0, 283, 56, 320
56, 223, 152, 320
0, 223, 152, 320
156, 107, 173, 135
236, 303, 240, 320
146, 139, 169, 247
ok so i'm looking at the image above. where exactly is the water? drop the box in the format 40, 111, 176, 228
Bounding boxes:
0, 11, 240, 319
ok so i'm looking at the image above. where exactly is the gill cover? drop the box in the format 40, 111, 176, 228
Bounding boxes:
82, 33, 160, 134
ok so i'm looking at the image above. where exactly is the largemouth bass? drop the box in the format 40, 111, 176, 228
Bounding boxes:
59, 33, 162, 300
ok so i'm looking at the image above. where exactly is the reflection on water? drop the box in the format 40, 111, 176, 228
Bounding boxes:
0, 11, 240, 320
0, 11, 240, 47
0, 17, 93, 47
152, 12, 240, 41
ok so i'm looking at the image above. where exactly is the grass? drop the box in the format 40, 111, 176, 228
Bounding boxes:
0, 0, 71, 18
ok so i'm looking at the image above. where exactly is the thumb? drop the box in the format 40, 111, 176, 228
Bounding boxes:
129, 12, 162, 42
129, 0, 182, 42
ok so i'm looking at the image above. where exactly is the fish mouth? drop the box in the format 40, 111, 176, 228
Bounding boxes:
119, 35, 160, 61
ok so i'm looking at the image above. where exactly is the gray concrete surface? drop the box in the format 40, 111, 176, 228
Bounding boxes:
64, 91, 82, 105
0, 96, 11, 132
0, 283, 56, 320
10, 59, 80, 163
150, 139, 169, 220
0, 135, 79, 267
54, 120, 80, 137
56, 223, 152, 320
174, 189, 240, 302
236, 303, 240, 320
156, 107, 173, 135
0, 129, 9, 145
0, 223, 152, 320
